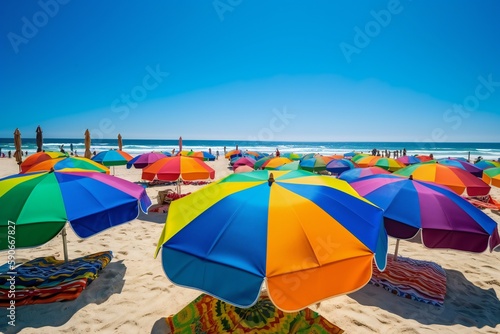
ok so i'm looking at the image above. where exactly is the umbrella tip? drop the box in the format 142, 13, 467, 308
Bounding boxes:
49, 167, 55, 173
409, 175, 413, 180
268, 172, 275, 186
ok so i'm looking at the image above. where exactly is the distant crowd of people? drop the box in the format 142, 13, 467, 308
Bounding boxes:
370, 148, 407, 158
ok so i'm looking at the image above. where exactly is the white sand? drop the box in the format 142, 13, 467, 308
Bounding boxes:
0, 156, 499, 334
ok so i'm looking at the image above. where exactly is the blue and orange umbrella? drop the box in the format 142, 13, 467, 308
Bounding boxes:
155, 170, 388, 312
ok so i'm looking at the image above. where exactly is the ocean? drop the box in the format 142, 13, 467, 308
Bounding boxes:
0, 138, 499, 161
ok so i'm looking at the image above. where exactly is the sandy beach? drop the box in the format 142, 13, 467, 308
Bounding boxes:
1, 155, 499, 334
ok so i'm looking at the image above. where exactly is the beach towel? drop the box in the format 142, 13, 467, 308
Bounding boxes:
166, 293, 344, 333
0, 251, 112, 306
370, 256, 447, 306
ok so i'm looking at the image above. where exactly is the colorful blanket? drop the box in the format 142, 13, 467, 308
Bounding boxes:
167, 293, 344, 333
0, 251, 112, 306
370, 255, 447, 306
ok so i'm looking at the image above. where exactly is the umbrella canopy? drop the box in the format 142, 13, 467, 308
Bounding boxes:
142, 156, 215, 182
394, 162, 490, 196
475, 160, 500, 170
225, 149, 242, 159
356, 156, 405, 172
437, 159, 483, 177
396, 156, 421, 165
117, 133, 123, 151
343, 151, 358, 159
299, 156, 328, 172
92, 150, 133, 166
234, 165, 254, 173
232, 156, 256, 170
338, 166, 391, 183
262, 157, 292, 170
253, 156, 273, 170
24, 157, 109, 174
14, 128, 23, 165
282, 152, 303, 160
84, 129, 91, 159
415, 155, 433, 162
188, 151, 216, 161
350, 174, 500, 254
0, 170, 151, 260
36, 125, 43, 152
20, 151, 68, 173
126, 152, 167, 169
326, 159, 356, 175
483, 167, 500, 187
155, 170, 388, 312
276, 160, 301, 170
351, 153, 370, 163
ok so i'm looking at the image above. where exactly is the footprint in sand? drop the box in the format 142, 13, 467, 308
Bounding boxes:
117, 250, 128, 256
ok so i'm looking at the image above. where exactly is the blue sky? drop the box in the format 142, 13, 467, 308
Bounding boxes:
1, 0, 499, 142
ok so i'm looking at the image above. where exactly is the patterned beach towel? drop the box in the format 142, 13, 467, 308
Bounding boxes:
370, 255, 447, 306
0, 251, 112, 306
167, 293, 344, 333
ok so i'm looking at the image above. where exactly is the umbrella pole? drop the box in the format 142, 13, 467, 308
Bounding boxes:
62, 226, 69, 263
393, 239, 400, 261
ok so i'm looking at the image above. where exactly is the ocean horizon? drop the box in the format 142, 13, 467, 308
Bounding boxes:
1, 138, 500, 161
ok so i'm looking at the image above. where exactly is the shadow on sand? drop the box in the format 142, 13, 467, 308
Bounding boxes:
138, 210, 167, 224
350, 266, 500, 329
0, 260, 127, 333
151, 317, 170, 334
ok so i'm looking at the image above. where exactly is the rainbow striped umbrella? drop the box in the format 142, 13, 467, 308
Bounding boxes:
155, 170, 387, 312
127, 152, 169, 169
338, 167, 391, 183
475, 160, 500, 170
437, 159, 483, 177
396, 156, 421, 165
24, 156, 109, 174
0, 170, 151, 261
20, 151, 68, 173
356, 156, 405, 172
262, 157, 292, 170
483, 167, 500, 187
141, 156, 215, 182
282, 152, 303, 161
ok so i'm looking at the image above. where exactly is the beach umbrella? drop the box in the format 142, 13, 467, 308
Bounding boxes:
126, 152, 168, 169
166, 293, 344, 333
325, 154, 344, 160
326, 159, 356, 175
351, 153, 370, 163
24, 157, 110, 174
142, 156, 215, 193
155, 170, 388, 312
394, 162, 490, 196
350, 174, 500, 259
0, 170, 151, 262
300, 153, 317, 161
188, 151, 216, 161
415, 155, 433, 162
245, 151, 263, 159
234, 165, 254, 173
91, 150, 133, 166
262, 157, 292, 170
282, 152, 303, 160
343, 151, 358, 159
338, 166, 391, 183
20, 151, 68, 173
276, 160, 301, 170
14, 128, 23, 167
299, 156, 328, 172
36, 125, 43, 152
356, 156, 405, 172
117, 133, 123, 151
225, 149, 242, 159
396, 155, 421, 165
483, 167, 500, 187
475, 160, 500, 170
232, 156, 256, 170
84, 129, 91, 159
437, 159, 483, 177
253, 156, 272, 170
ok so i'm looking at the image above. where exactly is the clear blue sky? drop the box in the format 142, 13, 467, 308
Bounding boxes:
1, 0, 499, 142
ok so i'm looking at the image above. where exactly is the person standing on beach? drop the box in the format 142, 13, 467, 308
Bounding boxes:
216, 151, 219, 160
276, 148, 280, 157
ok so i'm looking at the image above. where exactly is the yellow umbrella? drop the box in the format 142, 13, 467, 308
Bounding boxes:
84, 129, 91, 159
118, 133, 123, 151
14, 128, 23, 167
